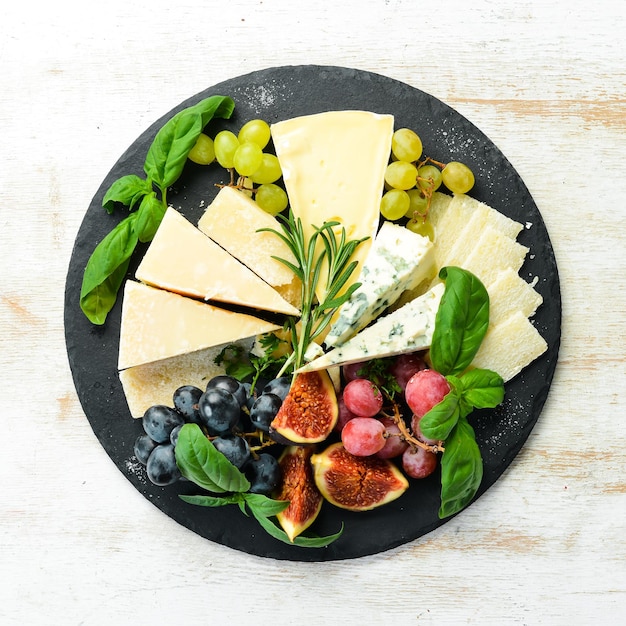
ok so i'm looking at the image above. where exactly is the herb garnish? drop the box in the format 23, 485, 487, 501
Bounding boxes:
175, 424, 343, 547
80, 95, 235, 325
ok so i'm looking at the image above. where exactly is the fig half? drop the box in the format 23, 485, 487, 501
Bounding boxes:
311, 442, 409, 511
274, 446, 323, 542
269, 370, 338, 444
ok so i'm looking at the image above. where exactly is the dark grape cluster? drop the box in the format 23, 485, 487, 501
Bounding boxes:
134, 374, 287, 494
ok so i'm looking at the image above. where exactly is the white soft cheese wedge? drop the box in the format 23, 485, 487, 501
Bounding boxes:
271, 110, 394, 303
118, 281, 281, 370
324, 221, 434, 347
298, 283, 444, 373
119, 339, 253, 418
486, 268, 543, 326
198, 186, 301, 308
471, 310, 548, 382
135, 207, 299, 316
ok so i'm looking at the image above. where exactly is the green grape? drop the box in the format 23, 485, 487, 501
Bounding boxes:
404, 189, 429, 218
214, 130, 240, 169
384, 160, 418, 191
188, 133, 215, 165
380, 189, 410, 220
391, 128, 423, 162
238, 119, 271, 149
233, 141, 264, 177
417, 164, 443, 194
442, 161, 475, 194
250, 153, 282, 184
406, 216, 434, 241
255, 183, 288, 215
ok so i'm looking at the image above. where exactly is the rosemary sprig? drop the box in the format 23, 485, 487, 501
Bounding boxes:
259, 212, 368, 374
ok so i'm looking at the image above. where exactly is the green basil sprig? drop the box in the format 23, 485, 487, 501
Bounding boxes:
80, 95, 235, 325
420, 267, 504, 519
175, 424, 343, 548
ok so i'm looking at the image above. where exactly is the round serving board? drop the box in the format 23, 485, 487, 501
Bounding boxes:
64, 65, 561, 561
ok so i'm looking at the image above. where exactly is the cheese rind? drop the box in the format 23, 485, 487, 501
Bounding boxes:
325, 222, 434, 347
135, 207, 299, 316
198, 186, 301, 307
299, 283, 444, 372
118, 281, 280, 370
271, 110, 394, 303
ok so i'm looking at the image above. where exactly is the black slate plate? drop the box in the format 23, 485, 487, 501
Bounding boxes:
64, 65, 561, 561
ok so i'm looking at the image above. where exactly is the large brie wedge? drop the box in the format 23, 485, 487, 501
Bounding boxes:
135, 207, 299, 316
118, 281, 281, 370
271, 110, 394, 303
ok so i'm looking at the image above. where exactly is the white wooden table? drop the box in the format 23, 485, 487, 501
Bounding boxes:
2, 1, 625, 623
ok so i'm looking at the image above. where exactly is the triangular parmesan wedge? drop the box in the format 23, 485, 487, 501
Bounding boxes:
198, 186, 301, 308
487, 268, 543, 326
298, 284, 444, 373
271, 111, 394, 303
471, 310, 548, 382
119, 339, 253, 418
136, 207, 299, 316
118, 281, 280, 370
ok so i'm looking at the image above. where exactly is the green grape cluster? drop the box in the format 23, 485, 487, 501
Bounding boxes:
189, 119, 289, 216
381, 127, 475, 240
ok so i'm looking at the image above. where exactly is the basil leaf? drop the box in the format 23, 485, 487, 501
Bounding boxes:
102, 174, 153, 214
243, 493, 290, 517
144, 95, 235, 189
419, 391, 461, 441
134, 192, 166, 243
79, 213, 138, 324
250, 509, 344, 548
179, 493, 241, 507
430, 266, 490, 376
439, 417, 483, 519
459, 368, 505, 409
175, 424, 250, 494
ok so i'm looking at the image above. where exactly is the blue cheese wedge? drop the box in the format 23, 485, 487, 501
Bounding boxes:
298, 283, 444, 372
324, 222, 435, 347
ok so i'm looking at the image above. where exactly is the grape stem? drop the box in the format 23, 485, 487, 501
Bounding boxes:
382, 402, 445, 454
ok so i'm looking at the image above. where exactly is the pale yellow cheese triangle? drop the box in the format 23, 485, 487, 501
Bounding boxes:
487, 268, 543, 326
118, 281, 281, 370
271, 111, 394, 303
198, 186, 301, 308
136, 207, 299, 316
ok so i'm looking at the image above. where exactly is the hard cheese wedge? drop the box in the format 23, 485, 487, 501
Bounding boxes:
119, 339, 253, 418
198, 186, 301, 308
118, 281, 280, 370
299, 283, 444, 372
271, 110, 394, 303
135, 207, 299, 316
324, 221, 435, 347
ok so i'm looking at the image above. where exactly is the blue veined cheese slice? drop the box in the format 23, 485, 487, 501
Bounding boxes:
324, 222, 435, 348
298, 283, 444, 373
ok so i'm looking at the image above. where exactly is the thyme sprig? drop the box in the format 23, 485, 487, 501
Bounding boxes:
259, 212, 368, 374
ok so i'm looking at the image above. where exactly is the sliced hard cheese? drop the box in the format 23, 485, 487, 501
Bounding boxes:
119, 339, 253, 418
118, 281, 280, 370
299, 283, 444, 372
471, 311, 548, 382
487, 268, 543, 326
325, 221, 434, 347
271, 110, 394, 303
198, 186, 301, 308
135, 207, 299, 316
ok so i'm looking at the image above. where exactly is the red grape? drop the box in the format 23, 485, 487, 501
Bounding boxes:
405, 369, 450, 417
342, 361, 367, 382
342, 378, 384, 417
402, 445, 438, 479
389, 352, 427, 391
341, 417, 386, 456
334, 394, 358, 432
375, 417, 409, 459
411, 413, 439, 446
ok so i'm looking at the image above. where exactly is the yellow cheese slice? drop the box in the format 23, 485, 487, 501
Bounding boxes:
486, 268, 543, 326
135, 207, 299, 316
119, 339, 253, 418
118, 281, 280, 370
198, 186, 301, 308
270, 110, 394, 302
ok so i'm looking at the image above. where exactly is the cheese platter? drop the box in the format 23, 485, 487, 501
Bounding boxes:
64, 65, 561, 561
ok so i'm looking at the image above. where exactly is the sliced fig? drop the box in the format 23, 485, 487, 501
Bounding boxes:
311, 442, 409, 511
269, 370, 338, 444
274, 446, 324, 542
